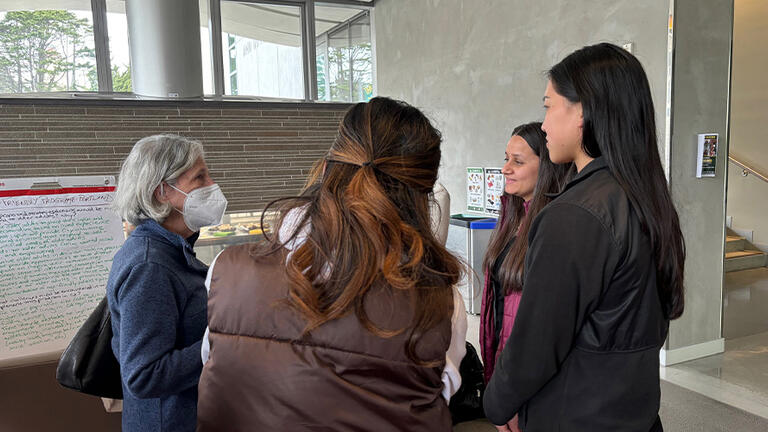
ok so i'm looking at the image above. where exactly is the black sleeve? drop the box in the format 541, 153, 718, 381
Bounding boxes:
482, 203, 620, 425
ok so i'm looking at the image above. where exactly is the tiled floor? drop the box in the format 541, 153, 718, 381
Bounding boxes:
663, 331, 768, 420
658, 379, 768, 431
657, 267, 768, 420
658, 266, 768, 420
723, 267, 768, 339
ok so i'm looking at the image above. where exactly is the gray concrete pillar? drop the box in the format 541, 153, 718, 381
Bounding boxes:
661, 0, 733, 365
126, 0, 203, 98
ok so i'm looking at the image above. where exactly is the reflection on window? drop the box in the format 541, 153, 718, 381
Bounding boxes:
316, 39, 328, 101
315, 8, 372, 102
0, 2, 96, 93
105, 0, 211, 94
106, 0, 130, 92
199, 0, 213, 95
221, 2, 304, 99
0, 1, 375, 100
350, 14, 372, 102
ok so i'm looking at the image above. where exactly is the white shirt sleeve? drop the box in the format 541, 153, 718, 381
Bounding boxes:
430, 182, 451, 246
200, 251, 224, 365
442, 286, 468, 402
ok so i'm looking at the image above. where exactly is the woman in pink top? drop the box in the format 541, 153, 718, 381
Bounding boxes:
480, 122, 572, 383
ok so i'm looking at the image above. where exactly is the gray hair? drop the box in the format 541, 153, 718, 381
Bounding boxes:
113, 134, 205, 225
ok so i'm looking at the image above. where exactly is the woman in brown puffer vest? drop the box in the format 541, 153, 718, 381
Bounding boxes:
197, 97, 465, 432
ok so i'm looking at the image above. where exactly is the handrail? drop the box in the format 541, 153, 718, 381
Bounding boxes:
729, 156, 768, 184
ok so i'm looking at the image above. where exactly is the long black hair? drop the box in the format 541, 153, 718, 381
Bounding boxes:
483, 122, 572, 294
548, 42, 685, 319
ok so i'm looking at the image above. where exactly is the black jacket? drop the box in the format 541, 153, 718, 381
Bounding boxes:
483, 157, 668, 431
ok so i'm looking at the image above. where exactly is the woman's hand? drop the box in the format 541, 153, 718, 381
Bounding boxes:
494, 414, 520, 432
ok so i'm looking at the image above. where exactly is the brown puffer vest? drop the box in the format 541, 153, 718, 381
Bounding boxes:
197, 243, 453, 432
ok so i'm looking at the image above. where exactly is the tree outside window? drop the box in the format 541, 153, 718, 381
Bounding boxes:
315, 10, 373, 103
0, 10, 96, 93
0, 3, 376, 100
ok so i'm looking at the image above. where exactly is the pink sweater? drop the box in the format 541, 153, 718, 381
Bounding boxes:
479, 198, 529, 383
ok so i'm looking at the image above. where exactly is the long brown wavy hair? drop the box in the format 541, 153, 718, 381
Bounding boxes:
483, 122, 573, 295
261, 97, 462, 363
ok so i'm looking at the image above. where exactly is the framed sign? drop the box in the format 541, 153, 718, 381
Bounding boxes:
466, 167, 484, 213
484, 168, 503, 215
696, 133, 718, 178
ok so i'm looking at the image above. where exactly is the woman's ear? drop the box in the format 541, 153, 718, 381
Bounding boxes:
576, 102, 584, 129
154, 182, 169, 203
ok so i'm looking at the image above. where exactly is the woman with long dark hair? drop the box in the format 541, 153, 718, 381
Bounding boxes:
480, 122, 571, 384
197, 97, 466, 431
483, 43, 685, 432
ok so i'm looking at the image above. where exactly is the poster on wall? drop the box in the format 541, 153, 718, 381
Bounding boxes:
466, 167, 485, 213
484, 168, 504, 215
0, 176, 123, 367
696, 133, 718, 178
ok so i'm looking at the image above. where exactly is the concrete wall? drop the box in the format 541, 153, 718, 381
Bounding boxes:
374, 0, 733, 362
373, 0, 669, 213
664, 0, 732, 356
727, 0, 768, 250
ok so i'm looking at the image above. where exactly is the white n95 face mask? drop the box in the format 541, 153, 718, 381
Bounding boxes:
167, 183, 228, 232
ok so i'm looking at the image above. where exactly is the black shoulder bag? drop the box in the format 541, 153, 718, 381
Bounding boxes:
56, 295, 123, 399
449, 341, 486, 424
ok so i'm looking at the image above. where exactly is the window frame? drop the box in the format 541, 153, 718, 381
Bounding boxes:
0, 0, 375, 101
315, 8, 371, 102
218, 0, 308, 100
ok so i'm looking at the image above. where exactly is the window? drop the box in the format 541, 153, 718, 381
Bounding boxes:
105, 0, 131, 92
349, 12, 373, 101
221, 2, 304, 99
315, 6, 373, 102
105, 0, 213, 94
0, 0, 375, 100
199, 0, 214, 95
0, 1, 96, 93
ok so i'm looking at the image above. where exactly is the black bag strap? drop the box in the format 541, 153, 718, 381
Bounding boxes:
56, 295, 123, 399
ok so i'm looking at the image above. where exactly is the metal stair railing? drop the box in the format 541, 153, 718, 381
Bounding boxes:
729, 155, 768, 184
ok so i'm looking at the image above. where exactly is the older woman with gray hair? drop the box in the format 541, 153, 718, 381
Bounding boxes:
107, 134, 227, 432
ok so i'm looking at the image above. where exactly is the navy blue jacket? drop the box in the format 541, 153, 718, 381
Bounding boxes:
107, 219, 208, 432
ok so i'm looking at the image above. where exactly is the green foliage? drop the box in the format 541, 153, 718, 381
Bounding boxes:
316, 51, 327, 100
0, 10, 96, 93
319, 42, 372, 102
112, 64, 132, 92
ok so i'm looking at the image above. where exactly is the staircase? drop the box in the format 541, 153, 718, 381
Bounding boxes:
725, 228, 768, 272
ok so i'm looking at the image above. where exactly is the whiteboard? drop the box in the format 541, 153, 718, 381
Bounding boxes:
0, 176, 124, 368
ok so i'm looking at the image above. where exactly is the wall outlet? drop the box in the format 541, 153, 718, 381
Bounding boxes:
622, 42, 634, 53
